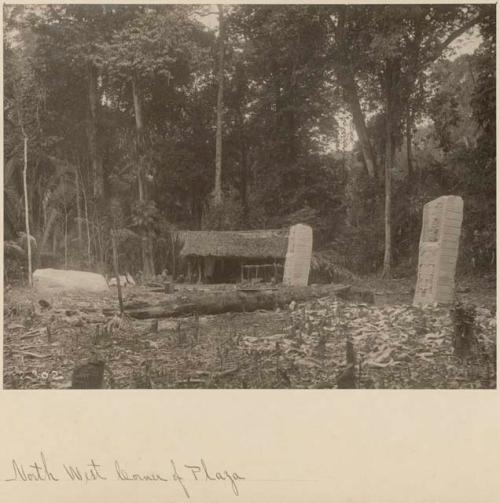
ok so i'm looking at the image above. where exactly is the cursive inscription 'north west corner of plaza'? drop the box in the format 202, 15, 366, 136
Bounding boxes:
3, 453, 246, 498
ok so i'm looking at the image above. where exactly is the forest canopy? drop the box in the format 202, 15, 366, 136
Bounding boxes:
3, 4, 496, 282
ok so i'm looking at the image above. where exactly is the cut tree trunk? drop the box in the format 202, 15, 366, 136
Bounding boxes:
119, 284, 374, 320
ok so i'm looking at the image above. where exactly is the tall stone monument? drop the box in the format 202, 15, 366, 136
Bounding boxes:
283, 224, 313, 287
413, 196, 463, 306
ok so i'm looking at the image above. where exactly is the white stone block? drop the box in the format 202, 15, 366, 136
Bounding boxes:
283, 224, 313, 287
413, 196, 463, 306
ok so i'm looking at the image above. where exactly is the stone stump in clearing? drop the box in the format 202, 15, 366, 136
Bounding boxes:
413, 195, 463, 306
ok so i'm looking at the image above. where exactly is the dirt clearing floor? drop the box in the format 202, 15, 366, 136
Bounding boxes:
3, 275, 496, 389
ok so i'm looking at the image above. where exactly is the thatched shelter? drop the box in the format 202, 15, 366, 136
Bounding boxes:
179, 229, 288, 259
178, 229, 289, 283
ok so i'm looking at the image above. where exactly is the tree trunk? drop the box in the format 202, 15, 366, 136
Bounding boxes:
52, 231, 57, 255
132, 77, 145, 200
111, 230, 124, 314
132, 77, 155, 279
382, 63, 394, 278
141, 236, 151, 277
147, 234, 155, 277
75, 163, 82, 245
214, 4, 225, 206
119, 284, 374, 320
94, 210, 104, 271
64, 208, 68, 269
406, 104, 413, 179
332, 8, 377, 180
170, 231, 176, 279
40, 207, 59, 253
22, 135, 32, 286
89, 200, 105, 273
87, 63, 105, 271
233, 57, 250, 224
382, 142, 392, 278
341, 73, 377, 179
286, 61, 299, 163
237, 110, 249, 225
197, 257, 203, 284
87, 63, 103, 205
79, 161, 92, 268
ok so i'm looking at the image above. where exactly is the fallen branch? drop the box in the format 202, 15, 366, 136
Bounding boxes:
12, 350, 50, 359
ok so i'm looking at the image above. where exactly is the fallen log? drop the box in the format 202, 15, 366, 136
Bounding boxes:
121, 284, 374, 320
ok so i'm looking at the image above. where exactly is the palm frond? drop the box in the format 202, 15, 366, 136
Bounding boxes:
17, 232, 38, 252
114, 228, 142, 243
311, 249, 357, 282
4, 240, 25, 258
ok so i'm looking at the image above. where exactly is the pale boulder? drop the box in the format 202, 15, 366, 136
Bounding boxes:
33, 269, 109, 293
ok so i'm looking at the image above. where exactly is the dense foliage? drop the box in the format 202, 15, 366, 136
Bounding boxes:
3, 4, 495, 282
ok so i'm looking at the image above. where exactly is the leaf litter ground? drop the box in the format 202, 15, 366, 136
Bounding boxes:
3, 278, 496, 389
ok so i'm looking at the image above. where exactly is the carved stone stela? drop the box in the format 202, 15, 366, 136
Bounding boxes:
283, 224, 313, 287
413, 196, 463, 305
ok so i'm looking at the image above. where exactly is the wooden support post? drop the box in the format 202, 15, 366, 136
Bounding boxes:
187, 258, 192, 283
240, 261, 244, 283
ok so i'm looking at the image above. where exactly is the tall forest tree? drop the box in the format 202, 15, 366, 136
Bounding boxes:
3, 4, 495, 284
101, 5, 210, 277
317, 4, 488, 276
214, 4, 225, 207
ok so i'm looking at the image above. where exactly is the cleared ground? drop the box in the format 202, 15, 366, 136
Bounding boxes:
3, 275, 496, 389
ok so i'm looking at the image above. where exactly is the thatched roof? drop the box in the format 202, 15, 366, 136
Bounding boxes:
179, 229, 289, 259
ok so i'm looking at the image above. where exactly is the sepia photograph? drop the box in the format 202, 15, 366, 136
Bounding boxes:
3, 3, 496, 390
